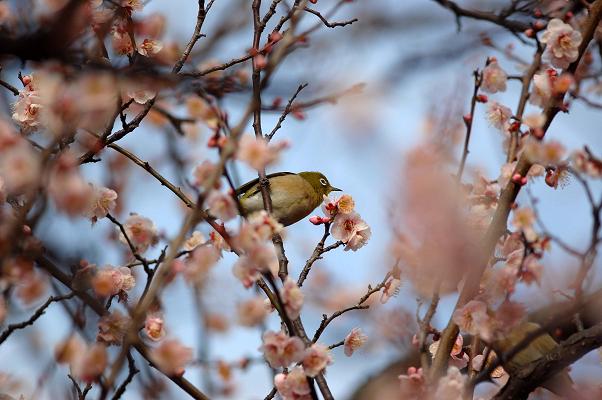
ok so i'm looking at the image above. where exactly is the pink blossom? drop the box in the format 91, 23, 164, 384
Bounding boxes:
482, 60, 508, 93
321, 194, 355, 216
344, 327, 367, 356
236, 135, 288, 171
260, 330, 305, 368
398, 367, 426, 399
529, 72, 553, 108
121, 0, 143, 12
511, 207, 537, 242
150, 338, 193, 377
92, 265, 136, 297
85, 185, 118, 222
309, 215, 330, 225
12, 89, 42, 131
452, 300, 494, 341
237, 297, 269, 327
0, 141, 41, 194
192, 160, 220, 190
205, 190, 238, 222
138, 38, 163, 57
97, 310, 130, 345
183, 245, 220, 286
429, 335, 469, 369
183, 231, 206, 251
541, 18, 582, 69
331, 211, 371, 251
282, 277, 304, 319
433, 366, 466, 400
302, 343, 332, 377
486, 101, 512, 130
380, 275, 401, 304
55, 335, 85, 365
120, 213, 159, 253
572, 150, 602, 178
145, 313, 166, 341
236, 211, 283, 252
520, 255, 543, 285
47, 156, 93, 217
274, 366, 311, 400
70, 343, 108, 383
524, 139, 566, 165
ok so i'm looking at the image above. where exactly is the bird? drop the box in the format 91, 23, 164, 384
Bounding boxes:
494, 321, 578, 398
236, 171, 341, 226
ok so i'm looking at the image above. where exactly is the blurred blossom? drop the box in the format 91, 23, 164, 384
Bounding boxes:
282, 277, 304, 319
237, 297, 269, 327
97, 310, 130, 345
433, 366, 466, 400
486, 101, 512, 131
330, 211, 371, 251
380, 275, 401, 304
120, 213, 159, 253
236, 135, 289, 171
529, 72, 552, 108
0, 140, 41, 194
429, 335, 469, 369
48, 153, 92, 217
392, 145, 482, 296
452, 300, 494, 341
192, 160, 221, 190
511, 207, 538, 242
70, 342, 108, 383
150, 338, 193, 377
572, 149, 602, 178
302, 343, 332, 377
260, 331, 304, 368
186, 97, 219, 128
482, 59, 507, 93
344, 328, 367, 357
541, 18, 582, 69
274, 366, 311, 400
145, 313, 166, 341
15, 272, 47, 305
398, 367, 426, 399
183, 230, 206, 251
237, 211, 283, 252
85, 185, 118, 222
92, 265, 136, 297
233, 244, 277, 288
205, 190, 238, 222
135, 13, 166, 38
183, 245, 220, 286
524, 139, 566, 165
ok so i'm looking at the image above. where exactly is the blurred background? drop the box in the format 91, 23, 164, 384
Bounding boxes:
1, 0, 601, 399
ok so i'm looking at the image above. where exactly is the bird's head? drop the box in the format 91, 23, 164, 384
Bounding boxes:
298, 171, 341, 198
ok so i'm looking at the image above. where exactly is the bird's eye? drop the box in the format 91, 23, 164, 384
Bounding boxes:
319, 178, 327, 186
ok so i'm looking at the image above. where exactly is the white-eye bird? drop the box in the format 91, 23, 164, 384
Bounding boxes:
236, 171, 341, 226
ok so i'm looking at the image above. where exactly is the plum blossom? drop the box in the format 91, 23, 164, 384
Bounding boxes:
0, 141, 41, 194
145, 313, 166, 341
150, 338, 193, 376
380, 275, 401, 304
233, 244, 277, 288
529, 72, 553, 108
433, 366, 466, 400
183, 245, 221, 286
452, 300, 494, 341
302, 343, 332, 377
237, 211, 283, 252
398, 367, 426, 399
524, 139, 566, 165
236, 135, 288, 171
541, 18, 582, 69
138, 38, 163, 57
321, 194, 355, 216
486, 101, 512, 130
282, 277, 304, 319
260, 330, 305, 368
482, 59, 507, 93
331, 211, 371, 251
183, 231, 206, 251
192, 160, 220, 190
572, 149, 602, 178
47, 154, 92, 217
97, 310, 130, 345
429, 335, 469, 369
205, 190, 238, 222
274, 366, 311, 400
91, 265, 136, 297
85, 185, 118, 222
511, 207, 538, 242
72, 345, 108, 383
344, 328, 367, 356
120, 213, 159, 253
237, 297, 269, 327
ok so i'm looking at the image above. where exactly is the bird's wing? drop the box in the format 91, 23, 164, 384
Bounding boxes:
236, 172, 295, 198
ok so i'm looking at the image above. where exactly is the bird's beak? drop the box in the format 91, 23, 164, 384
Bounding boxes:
330, 186, 342, 192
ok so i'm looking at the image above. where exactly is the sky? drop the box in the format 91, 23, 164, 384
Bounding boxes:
1, 0, 602, 399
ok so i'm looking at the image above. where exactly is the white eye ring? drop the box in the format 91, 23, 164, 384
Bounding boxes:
319, 178, 327, 186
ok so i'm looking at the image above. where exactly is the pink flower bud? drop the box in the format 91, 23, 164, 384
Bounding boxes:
511, 173, 523, 184
476, 94, 488, 103
463, 114, 472, 125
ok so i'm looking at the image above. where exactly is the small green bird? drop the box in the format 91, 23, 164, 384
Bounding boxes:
236, 171, 341, 226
